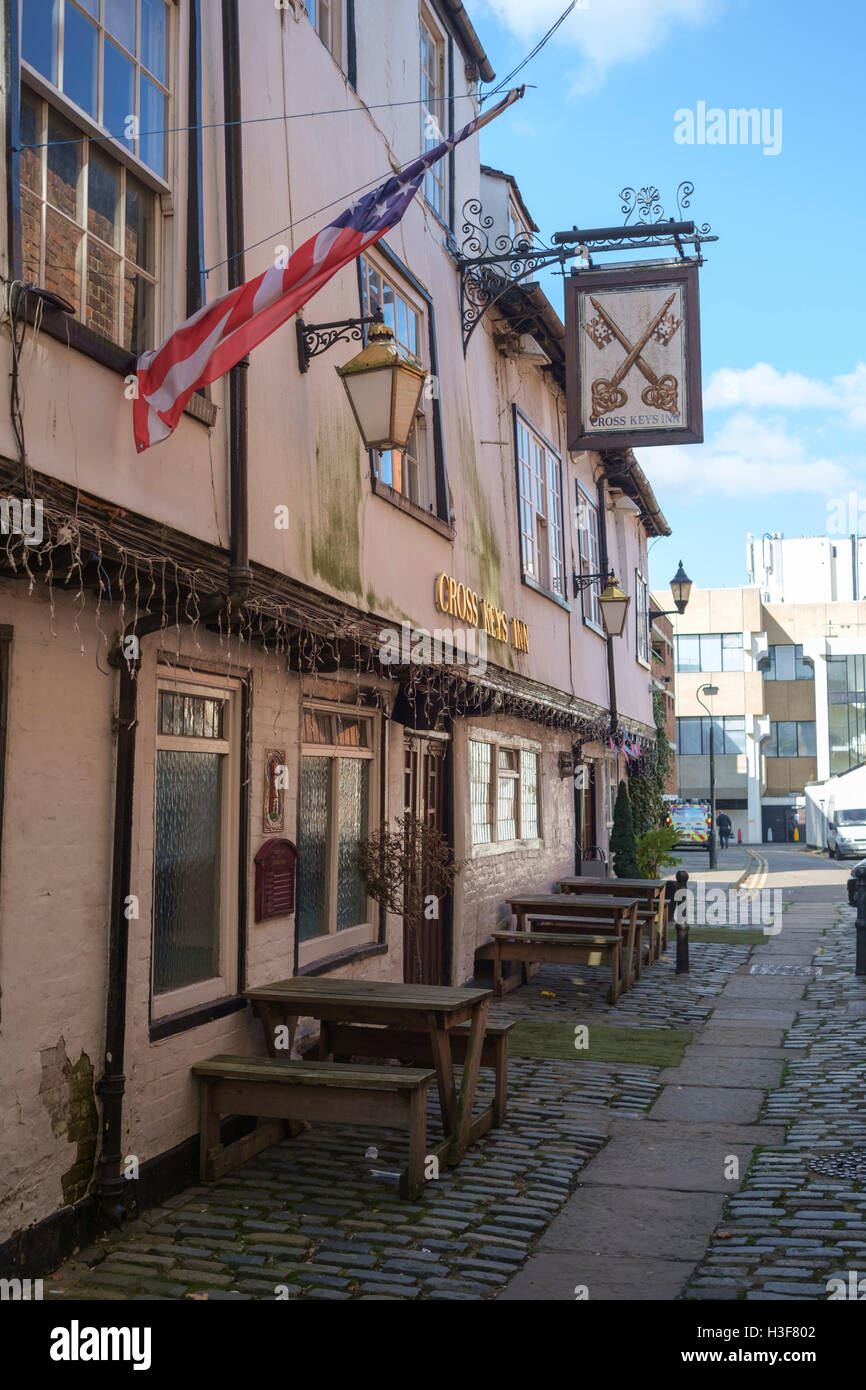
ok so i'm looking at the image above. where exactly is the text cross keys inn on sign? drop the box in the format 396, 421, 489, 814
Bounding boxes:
584, 293, 682, 423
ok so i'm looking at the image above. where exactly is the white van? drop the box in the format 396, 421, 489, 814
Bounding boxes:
827, 793, 866, 859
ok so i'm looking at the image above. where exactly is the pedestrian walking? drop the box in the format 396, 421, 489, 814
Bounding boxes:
716, 811, 732, 850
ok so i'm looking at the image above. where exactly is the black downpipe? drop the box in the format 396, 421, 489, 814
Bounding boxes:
222, 0, 251, 604
597, 477, 618, 737
4, 0, 21, 282
96, 619, 165, 1223
95, 2, 250, 1221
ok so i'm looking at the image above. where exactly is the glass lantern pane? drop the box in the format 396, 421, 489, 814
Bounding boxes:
154, 750, 222, 993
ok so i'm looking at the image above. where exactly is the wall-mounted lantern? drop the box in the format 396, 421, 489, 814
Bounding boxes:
336, 317, 426, 453
572, 568, 631, 638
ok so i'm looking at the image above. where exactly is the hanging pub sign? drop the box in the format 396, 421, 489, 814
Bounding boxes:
565, 261, 703, 451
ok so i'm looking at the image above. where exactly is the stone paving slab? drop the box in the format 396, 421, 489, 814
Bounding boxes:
698, 1024, 788, 1048
573, 1123, 782, 1192
535, 1184, 725, 1261
684, 908, 866, 1301
650, 1085, 766, 1124
500, 1250, 698, 1301
721, 976, 810, 999
658, 1056, 785, 1088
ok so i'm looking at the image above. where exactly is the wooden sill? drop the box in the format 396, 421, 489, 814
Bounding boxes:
298, 942, 388, 977
18, 290, 218, 428
370, 476, 455, 540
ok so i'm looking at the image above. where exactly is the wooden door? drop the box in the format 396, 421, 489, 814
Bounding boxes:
403, 734, 448, 983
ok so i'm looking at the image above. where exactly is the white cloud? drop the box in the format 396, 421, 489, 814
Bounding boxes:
704, 363, 837, 411
704, 362, 866, 425
478, 0, 719, 95
642, 412, 851, 500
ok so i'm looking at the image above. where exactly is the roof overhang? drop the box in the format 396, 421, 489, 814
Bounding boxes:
440, 1, 496, 83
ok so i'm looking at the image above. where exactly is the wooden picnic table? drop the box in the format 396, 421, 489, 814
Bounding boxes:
504, 893, 641, 987
556, 878, 667, 961
243, 977, 493, 1167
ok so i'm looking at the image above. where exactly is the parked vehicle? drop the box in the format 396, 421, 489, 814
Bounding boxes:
827, 794, 866, 859
664, 800, 712, 848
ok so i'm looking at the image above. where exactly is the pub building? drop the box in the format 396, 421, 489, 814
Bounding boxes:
0, 1, 670, 1269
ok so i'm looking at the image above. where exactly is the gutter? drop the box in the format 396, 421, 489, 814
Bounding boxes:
601, 448, 671, 539
94, 0, 250, 1222
440, 0, 495, 83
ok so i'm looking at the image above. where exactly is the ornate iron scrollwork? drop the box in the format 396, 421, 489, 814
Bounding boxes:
296, 313, 380, 373
455, 182, 716, 352
456, 199, 575, 351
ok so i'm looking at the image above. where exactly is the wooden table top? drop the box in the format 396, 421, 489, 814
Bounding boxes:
506, 893, 638, 913
244, 977, 491, 1014
557, 878, 664, 892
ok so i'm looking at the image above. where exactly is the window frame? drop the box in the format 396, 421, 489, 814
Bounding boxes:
20, 86, 160, 354
676, 715, 747, 757
305, 0, 346, 70
358, 243, 451, 529
675, 632, 744, 673
513, 406, 566, 605
575, 481, 603, 632
20, 0, 174, 189
297, 700, 379, 970
765, 720, 817, 759
635, 569, 650, 667
468, 728, 542, 854
150, 667, 243, 1022
764, 643, 814, 682
420, 6, 447, 218
359, 251, 430, 510
19, 1, 175, 354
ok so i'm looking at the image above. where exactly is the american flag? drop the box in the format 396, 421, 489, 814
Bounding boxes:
133, 88, 523, 452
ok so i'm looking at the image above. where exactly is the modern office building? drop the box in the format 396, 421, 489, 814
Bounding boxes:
663, 536, 866, 843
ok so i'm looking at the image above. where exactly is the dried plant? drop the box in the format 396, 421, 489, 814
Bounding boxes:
355, 811, 465, 982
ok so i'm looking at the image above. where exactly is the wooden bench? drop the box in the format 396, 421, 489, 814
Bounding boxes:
491, 929, 624, 1004
192, 1055, 434, 1198
300, 1020, 513, 1127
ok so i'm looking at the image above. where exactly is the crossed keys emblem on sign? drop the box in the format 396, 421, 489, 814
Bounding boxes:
583, 293, 682, 424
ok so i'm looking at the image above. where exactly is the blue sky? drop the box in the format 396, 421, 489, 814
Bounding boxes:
472, 0, 866, 594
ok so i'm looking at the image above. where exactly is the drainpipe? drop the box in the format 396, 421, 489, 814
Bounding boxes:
95, 616, 165, 1224
95, 0, 250, 1222
597, 477, 618, 737
222, 0, 251, 607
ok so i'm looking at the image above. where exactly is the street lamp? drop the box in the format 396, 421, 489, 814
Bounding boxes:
650, 560, 693, 621
696, 682, 719, 869
572, 569, 631, 638
336, 316, 427, 453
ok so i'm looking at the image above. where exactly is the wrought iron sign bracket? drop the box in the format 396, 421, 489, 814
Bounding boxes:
296, 306, 383, 374
572, 569, 614, 600
455, 182, 717, 353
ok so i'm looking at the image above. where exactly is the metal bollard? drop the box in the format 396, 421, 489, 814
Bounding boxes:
854, 863, 866, 976
669, 870, 690, 975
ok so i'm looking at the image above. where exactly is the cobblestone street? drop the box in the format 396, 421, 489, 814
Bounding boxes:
43, 854, 866, 1304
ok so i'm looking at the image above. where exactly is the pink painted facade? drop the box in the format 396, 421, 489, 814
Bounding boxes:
0, 0, 671, 1264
